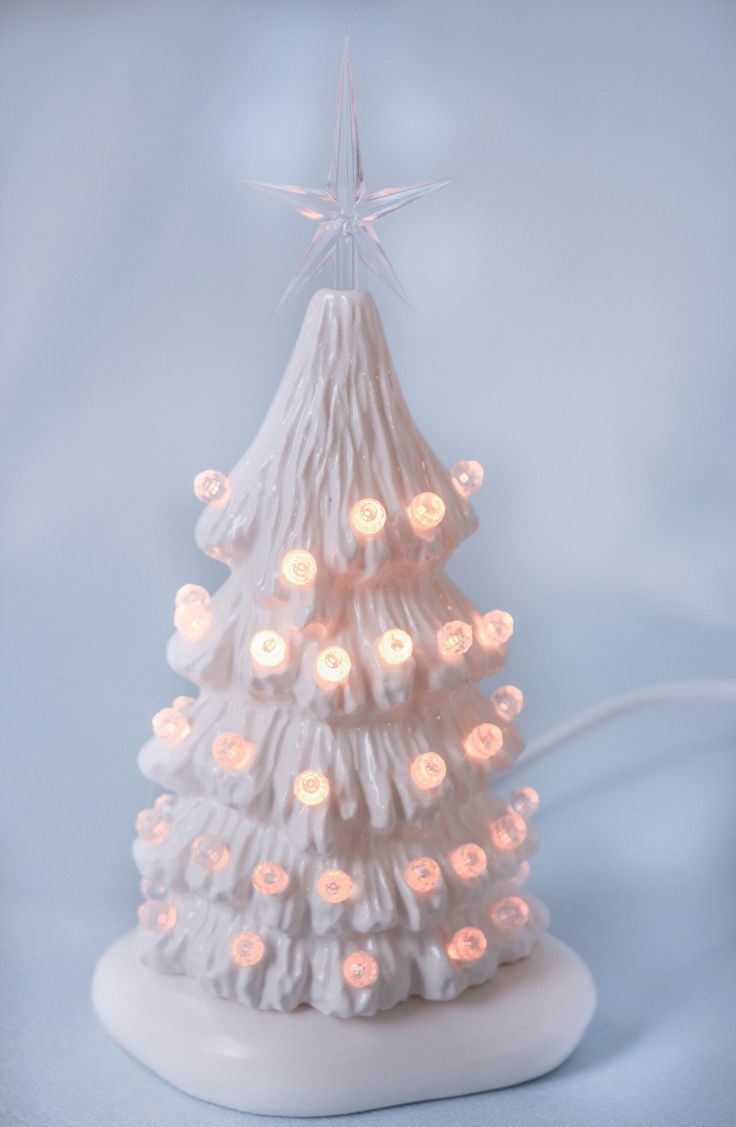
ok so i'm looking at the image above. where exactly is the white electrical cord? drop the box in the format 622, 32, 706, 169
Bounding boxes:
514, 679, 736, 771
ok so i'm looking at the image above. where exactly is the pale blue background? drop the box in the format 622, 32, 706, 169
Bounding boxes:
2, 1, 735, 1125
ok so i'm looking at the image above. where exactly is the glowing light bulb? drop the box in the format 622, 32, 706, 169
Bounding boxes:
139, 877, 168, 900
152, 707, 190, 744
350, 497, 387, 537
510, 860, 531, 887
478, 610, 514, 648
230, 930, 265, 967
316, 868, 353, 903
437, 620, 474, 658
315, 646, 352, 685
294, 769, 330, 806
489, 812, 528, 851
342, 951, 378, 988
447, 926, 487, 962
193, 469, 230, 505
212, 732, 255, 773
510, 786, 540, 819
190, 834, 230, 872
408, 491, 446, 530
250, 629, 288, 669
135, 808, 170, 845
450, 460, 484, 497
491, 685, 524, 720
138, 900, 176, 932
489, 895, 530, 932
153, 793, 177, 816
175, 583, 209, 607
171, 694, 194, 710
449, 843, 487, 880
410, 751, 447, 790
377, 628, 413, 666
174, 602, 213, 640
252, 861, 289, 895
463, 723, 504, 762
281, 548, 317, 587
404, 856, 442, 893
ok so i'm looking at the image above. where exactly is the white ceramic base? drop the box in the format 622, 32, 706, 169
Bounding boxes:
92, 932, 595, 1117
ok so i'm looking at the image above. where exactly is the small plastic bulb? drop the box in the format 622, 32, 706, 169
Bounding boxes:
135, 808, 170, 845
293, 769, 330, 806
447, 926, 487, 962
175, 583, 209, 607
212, 732, 255, 773
281, 549, 317, 587
463, 723, 504, 762
489, 812, 528, 851
316, 868, 353, 903
193, 469, 230, 505
489, 895, 530, 932
250, 629, 288, 669
408, 491, 446, 530
510, 786, 540, 819
230, 930, 265, 967
404, 856, 442, 893
315, 646, 352, 685
377, 628, 413, 666
138, 900, 176, 933
478, 610, 514, 648
410, 752, 447, 790
437, 620, 474, 658
190, 834, 230, 871
342, 951, 378, 988
491, 685, 524, 721
153, 793, 177, 817
449, 843, 487, 880
350, 498, 387, 537
152, 707, 190, 744
174, 602, 213, 640
451, 460, 484, 497
252, 862, 289, 895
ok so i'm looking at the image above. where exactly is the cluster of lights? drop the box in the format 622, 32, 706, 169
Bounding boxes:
212, 731, 256, 773
174, 583, 213, 640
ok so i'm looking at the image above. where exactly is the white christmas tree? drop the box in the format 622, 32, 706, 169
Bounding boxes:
130, 44, 549, 1022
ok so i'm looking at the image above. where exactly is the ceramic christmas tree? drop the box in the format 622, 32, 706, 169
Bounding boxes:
92, 44, 595, 1116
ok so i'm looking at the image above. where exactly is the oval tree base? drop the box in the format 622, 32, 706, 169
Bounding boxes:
92, 931, 595, 1117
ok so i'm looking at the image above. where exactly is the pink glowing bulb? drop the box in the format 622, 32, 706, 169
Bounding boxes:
230, 930, 265, 967
437, 620, 473, 658
293, 769, 330, 806
450, 460, 484, 497
138, 900, 177, 933
350, 497, 386, 537
489, 812, 528, 851
190, 834, 230, 872
315, 646, 352, 685
478, 609, 514, 648
447, 926, 487, 963
342, 951, 378, 988
280, 548, 318, 587
408, 491, 446, 530
151, 707, 190, 744
463, 722, 504, 762
491, 685, 524, 720
410, 751, 447, 790
135, 808, 170, 845
250, 629, 288, 669
489, 895, 530, 932
212, 732, 255, 773
510, 786, 540, 819
404, 856, 442, 893
252, 861, 289, 895
449, 842, 487, 880
377, 628, 413, 666
174, 602, 213, 640
193, 469, 230, 505
316, 868, 353, 903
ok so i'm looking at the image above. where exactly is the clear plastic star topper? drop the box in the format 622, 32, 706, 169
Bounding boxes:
244, 40, 450, 307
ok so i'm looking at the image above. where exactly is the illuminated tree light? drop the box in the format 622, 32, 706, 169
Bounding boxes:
193, 469, 230, 505
489, 812, 528, 851
212, 732, 256, 773
491, 685, 524, 720
410, 751, 447, 790
250, 629, 288, 669
510, 786, 540, 819
489, 895, 530, 932
174, 602, 213, 640
463, 723, 504, 762
315, 646, 352, 685
510, 860, 531, 887
152, 707, 191, 744
404, 856, 442, 893
190, 834, 230, 872
138, 900, 177, 933
153, 793, 177, 817
252, 861, 289, 895
350, 497, 387, 537
293, 769, 330, 806
342, 950, 378, 988
478, 609, 514, 648
437, 619, 473, 658
408, 491, 446, 530
171, 695, 194, 710
376, 628, 413, 666
135, 808, 170, 845
280, 548, 318, 587
449, 842, 487, 880
230, 930, 265, 968
175, 583, 209, 607
450, 460, 484, 497
447, 926, 487, 962
316, 868, 353, 903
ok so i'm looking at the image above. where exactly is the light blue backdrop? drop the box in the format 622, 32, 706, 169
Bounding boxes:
2, 2, 735, 1125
